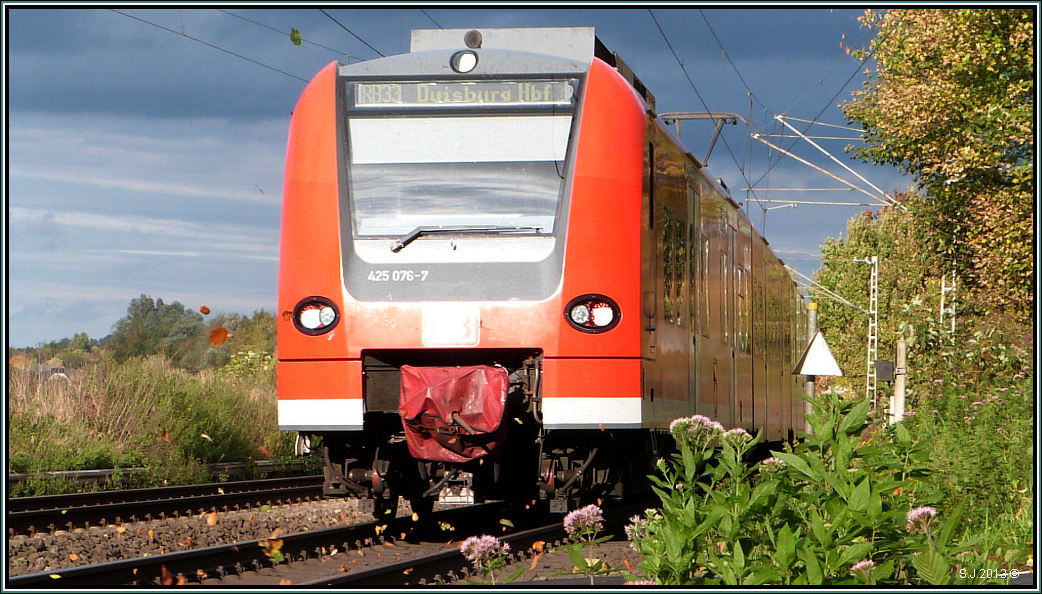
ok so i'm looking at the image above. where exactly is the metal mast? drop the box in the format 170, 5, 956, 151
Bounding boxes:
854, 256, 879, 407
940, 270, 956, 335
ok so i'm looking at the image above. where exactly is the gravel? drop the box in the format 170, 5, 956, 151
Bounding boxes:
7, 497, 380, 577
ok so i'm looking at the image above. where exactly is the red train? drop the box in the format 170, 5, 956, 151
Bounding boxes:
278, 27, 806, 515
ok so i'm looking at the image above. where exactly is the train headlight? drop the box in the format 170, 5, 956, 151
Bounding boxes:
293, 296, 340, 335
569, 304, 591, 325
565, 295, 621, 333
450, 50, 478, 73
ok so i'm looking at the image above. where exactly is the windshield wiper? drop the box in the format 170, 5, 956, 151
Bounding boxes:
390, 225, 544, 253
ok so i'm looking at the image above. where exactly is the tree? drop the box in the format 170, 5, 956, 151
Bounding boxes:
815, 195, 949, 397
842, 9, 1034, 321
109, 295, 204, 364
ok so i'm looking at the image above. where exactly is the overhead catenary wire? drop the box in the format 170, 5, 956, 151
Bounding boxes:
111, 9, 309, 82
218, 9, 359, 61
320, 9, 385, 57
648, 9, 769, 221
750, 11, 908, 192
786, 265, 867, 314
419, 9, 444, 29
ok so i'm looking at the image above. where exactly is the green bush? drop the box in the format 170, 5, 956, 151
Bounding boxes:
626, 391, 1012, 585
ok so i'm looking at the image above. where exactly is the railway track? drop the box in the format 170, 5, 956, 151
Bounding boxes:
8, 501, 645, 586
6, 475, 324, 536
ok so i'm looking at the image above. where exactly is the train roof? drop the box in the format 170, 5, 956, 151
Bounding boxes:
409, 27, 656, 112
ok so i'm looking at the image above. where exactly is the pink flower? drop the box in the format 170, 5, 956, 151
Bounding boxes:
906, 506, 937, 533
564, 504, 604, 538
932, 379, 944, 385
851, 558, 875, 578
460, 535, 510, 568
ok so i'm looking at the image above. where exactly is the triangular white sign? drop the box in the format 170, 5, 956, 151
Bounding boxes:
793, 330, 843, 376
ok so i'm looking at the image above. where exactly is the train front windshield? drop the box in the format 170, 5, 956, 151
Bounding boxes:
345, 79, 579, 237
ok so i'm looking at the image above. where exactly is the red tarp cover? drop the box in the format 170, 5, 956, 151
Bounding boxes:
399, 365, 509, 463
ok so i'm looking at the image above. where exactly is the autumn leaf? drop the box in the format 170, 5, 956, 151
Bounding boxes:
209, 327, 230, 346
69, 553, 78, 561
160, 430, 170, 443
531, 541, 545, 553
278, 578, 292, 585
259, 538, 285, 563
259, 445, 271, 457
289, 28, 302, 46
529, 552, 543, 570
206, 512, 218, 526
199, 305, 211, 315
161, 565, 173, 586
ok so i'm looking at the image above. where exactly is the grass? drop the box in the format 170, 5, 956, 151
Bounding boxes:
8, 354, 298, 496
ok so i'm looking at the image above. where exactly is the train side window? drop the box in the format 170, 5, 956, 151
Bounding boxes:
674, 214, 686, 326
648, 143, 655, 229
700, 235, 709, 338
688, 222, 697, 330
720, 251, 729, 346
663, 206, 674, 323
736, 268, 747, 353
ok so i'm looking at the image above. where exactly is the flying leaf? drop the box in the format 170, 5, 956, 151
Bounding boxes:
161, 565, 173, 586
200, 433, 213, 442
259, 538, 285, 563
69, 553, 78, 561
160, 430, 170, 443
278, 579, 292, 585
49, 574, 61, 580
199, 305, 211, 315
259, 445, 271, 457
290, 28, 302, 46
209, 327, 230, 346
529, 552, 543, 570
206, 512, 218, 526
531, 541, 545, 553
499, 518, 514, 528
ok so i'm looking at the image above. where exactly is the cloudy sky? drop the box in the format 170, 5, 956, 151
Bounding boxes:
4, 5, 911, 348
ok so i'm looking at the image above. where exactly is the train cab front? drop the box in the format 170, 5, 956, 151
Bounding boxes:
278, 29, 648, 517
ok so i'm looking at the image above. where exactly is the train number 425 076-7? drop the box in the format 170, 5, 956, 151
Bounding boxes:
367, 269, 430, 282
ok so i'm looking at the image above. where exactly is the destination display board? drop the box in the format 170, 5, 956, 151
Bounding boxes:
352, 80, 576, 109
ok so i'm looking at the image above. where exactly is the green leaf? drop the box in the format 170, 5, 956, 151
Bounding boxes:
566, 545, 588, 571
772, 451, 818, 481
912, 549, 950, 585
776, 523, 795, 571
894, 422, 912, 445
838, 397, 871, 436
289, 28, 302, 46
838, 542, 873, 567
798, 543, 824, 585
502, 567, 527, 585
848, 476, 870, 512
